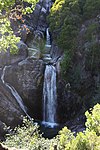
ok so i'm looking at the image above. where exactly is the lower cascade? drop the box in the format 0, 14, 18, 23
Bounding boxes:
42, 65, 57, 128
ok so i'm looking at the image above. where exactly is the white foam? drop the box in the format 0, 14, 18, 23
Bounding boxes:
42, 121, 58, 128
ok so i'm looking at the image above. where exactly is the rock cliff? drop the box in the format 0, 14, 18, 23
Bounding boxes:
1, 0, 100, 140
0, 0, 50, 139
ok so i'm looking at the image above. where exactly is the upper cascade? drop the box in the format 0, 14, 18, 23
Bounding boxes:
43, 27, 52, 63
45, 28, 51, 48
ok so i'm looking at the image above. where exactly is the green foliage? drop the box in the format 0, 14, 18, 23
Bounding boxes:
85, 104, 100, 135
0, 0, 39, 14
3, 117, 57, 150
85, 23, 99, 41
85, 43, 100, 71
3, 104, 100, 150
0, 0, 16, 13
83, 0, 100, 19
49, 0, 80, 72
61, 50, 72, 75
56, 104, 100, 150
67, 104, 100, 150
4, 118, 40, 149
83, 21, 100, 73
49, 0, 100, 75
0, 18, 20, 53
78, 0, 86, 15
57, 127, 75, 150
0, 0, 39, 53
22, 0, 39, 15
68, 131, 100, 150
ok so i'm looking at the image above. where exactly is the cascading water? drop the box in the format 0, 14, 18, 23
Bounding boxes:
42, 28, 57, 128
45, 28, 51, 48
43, 65, 57, 127
1, 66, 31, 120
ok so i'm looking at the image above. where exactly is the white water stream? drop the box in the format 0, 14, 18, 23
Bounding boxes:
45, 28, 51, 48
42, 65, 57, 127
42, 28, 58, 128
1, 66, 31, 120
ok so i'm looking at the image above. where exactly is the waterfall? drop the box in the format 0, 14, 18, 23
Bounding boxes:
1, 66, 31, 120
45, 28, 51, 48
43, 65, 57, 127
42, 27, 57, 128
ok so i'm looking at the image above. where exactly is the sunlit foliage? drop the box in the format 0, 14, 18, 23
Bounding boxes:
0, 0, 39, 53
3, 104, 100, 150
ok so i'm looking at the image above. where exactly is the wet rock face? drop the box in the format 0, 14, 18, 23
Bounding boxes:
0, 82, 24, 139
4, 58, 44, 120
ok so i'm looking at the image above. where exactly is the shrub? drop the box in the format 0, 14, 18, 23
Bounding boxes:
85, 104, 100, 135
3, 104, 100, 150
83, 0, 100, 19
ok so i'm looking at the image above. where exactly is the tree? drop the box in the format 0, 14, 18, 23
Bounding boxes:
83, 0, 100, 19
49, 0, 80, 72
0, 0, 39, 53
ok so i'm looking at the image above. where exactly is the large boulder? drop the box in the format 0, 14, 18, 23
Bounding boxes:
0, 41, 28, 67
0, 81, 24, 140
9, 40, 28, 64
3, 58, 44, 121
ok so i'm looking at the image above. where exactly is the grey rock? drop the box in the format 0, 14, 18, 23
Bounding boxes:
0, 41, 28, 67
0, 81, 24, 139
4, 58, 44, 120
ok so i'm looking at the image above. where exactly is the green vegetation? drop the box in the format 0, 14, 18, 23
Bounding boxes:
0, 0, 99, 149
0, 18, 20, 53
84, 22, 100, 72
85, 42, 100, 72
3, 103, 100, 150
49, 0, 100, 74
83, 0, 100, 19
0, 0, 38, 53
49, 0, 80, 72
